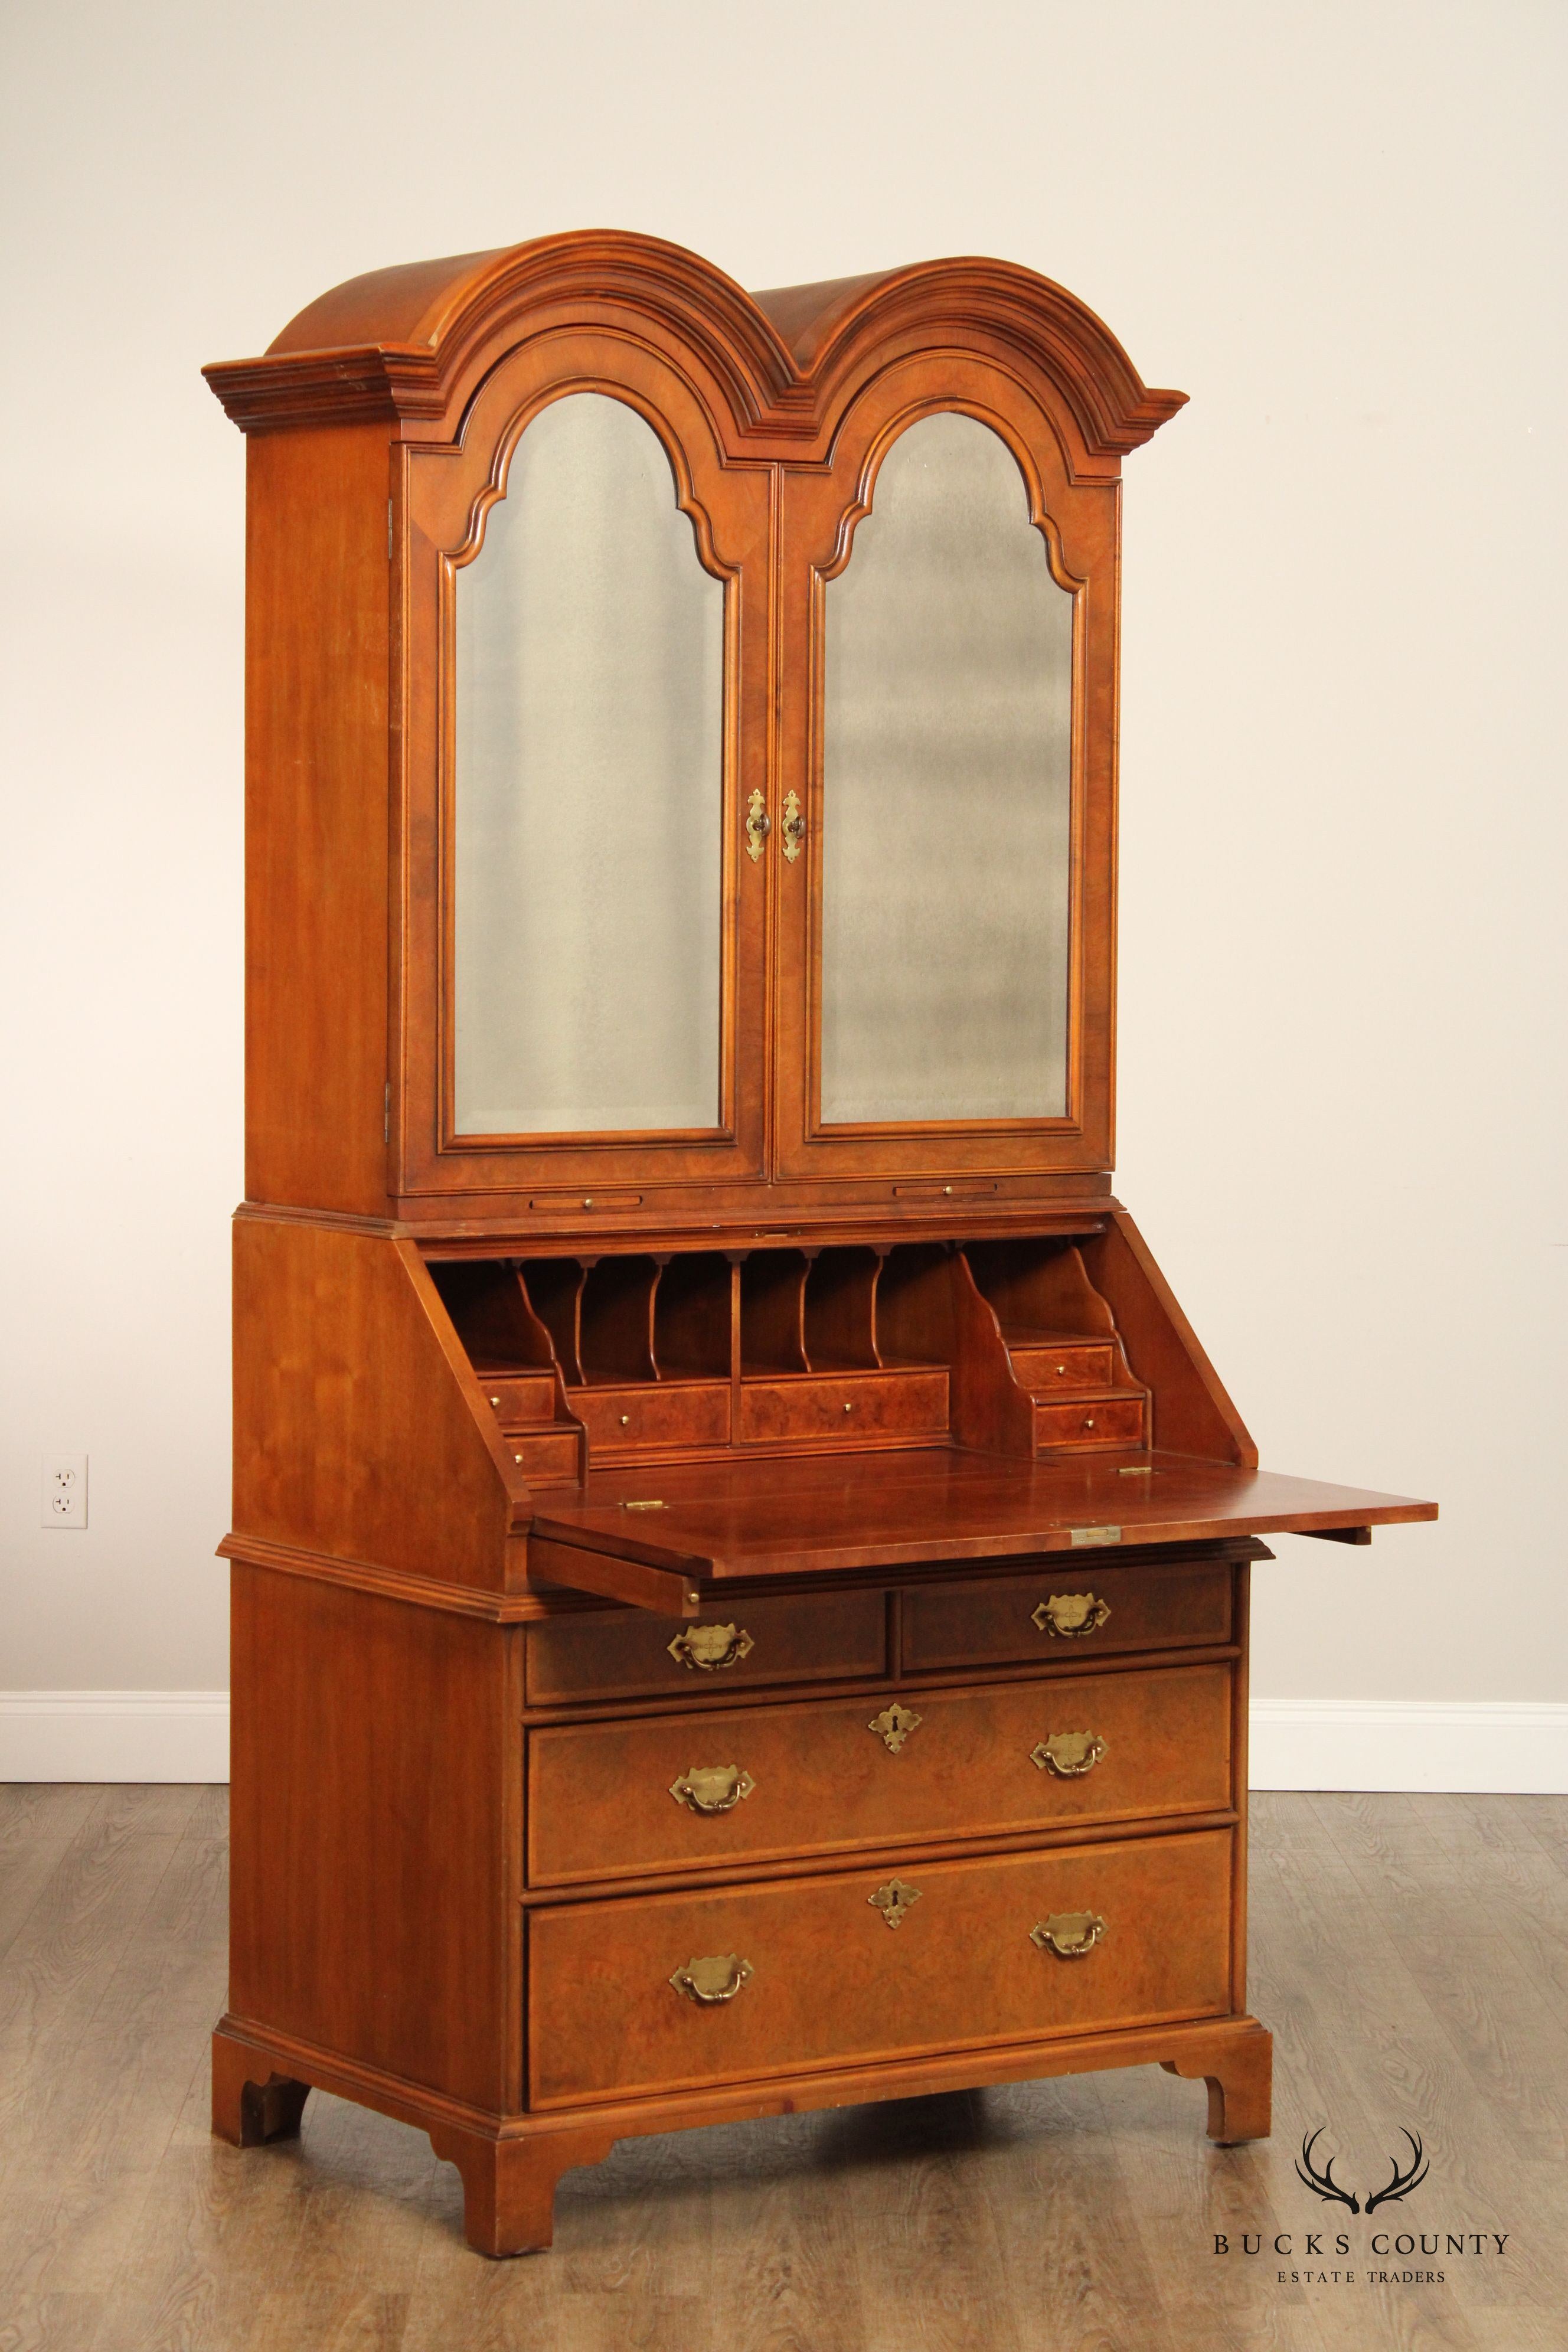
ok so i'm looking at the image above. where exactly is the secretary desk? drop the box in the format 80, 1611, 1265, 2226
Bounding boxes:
204, 232, 1436, 2255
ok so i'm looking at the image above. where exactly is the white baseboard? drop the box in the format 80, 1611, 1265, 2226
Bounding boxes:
0, 1693, 1563, 1794
0, 1691, 230, 1783
1248, 1699, 1568, 1794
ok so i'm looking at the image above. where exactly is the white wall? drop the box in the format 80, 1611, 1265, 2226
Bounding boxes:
2, 1, 1563, 1776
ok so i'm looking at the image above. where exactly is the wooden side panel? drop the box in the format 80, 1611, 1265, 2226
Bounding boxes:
228, 1564, 518, 2113
245, 424, 393, 1215
1080, 1214, 1256, 1466
233, 1214, 521, 1589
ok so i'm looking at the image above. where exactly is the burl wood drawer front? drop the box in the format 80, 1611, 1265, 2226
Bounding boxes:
528, 1828, 1233, 2106
1008, 1341, 1115, 1387
527, 1662, 1233, 1886
482, 1373, 558, 1423
507, 1429, 580, 1482
737, 1370, 949, 1445
902, 1564, 1232, 1673
1033, 1394, 1145, 1450
527, 1586, 887, 1706
570, 1381, 731, 1453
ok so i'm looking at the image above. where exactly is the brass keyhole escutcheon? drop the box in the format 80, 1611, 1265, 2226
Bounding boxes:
868, 1878, 922, 1929
669, 1765, 756, 1815
868, 1703, 922, 1755
1031, 1911, 1106, 1960
669, 1953, 753, 2004
1031, 1730, 1107, 1778
780, 789, 806, 863
1032, 1592, 1111, 1639
668, 1622, 754, 1672
744, 789, 770, 863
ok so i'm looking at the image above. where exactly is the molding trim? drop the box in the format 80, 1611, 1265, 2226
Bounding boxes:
1, 1693, 1562, 1792
1249, 1700, 1568, 1795
0, 1692, 229, 1783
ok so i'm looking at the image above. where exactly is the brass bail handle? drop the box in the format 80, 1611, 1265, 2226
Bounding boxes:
1033, 1592, 1111, 1638
1031, 1730, 1107, 1778
668, 1622, 754, 1672
669, 1953, 753, 2004
669, 1765, 756, 1814
1031, 1911, 1106, 1960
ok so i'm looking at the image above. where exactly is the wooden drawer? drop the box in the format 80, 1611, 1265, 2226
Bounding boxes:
528, 1827, 1233, 2105
738, 1370, 948, 1445
482, 1373, 558, 1423
901, 1563, 1232, 1673
507, 1429, 580, 1482
1010, 1341, 1115, 1388
527, 1662, 1233, 1886
527, 1585, 887, 1706
1033, 1394, 1145, 1450
570, 1381, 730, 1453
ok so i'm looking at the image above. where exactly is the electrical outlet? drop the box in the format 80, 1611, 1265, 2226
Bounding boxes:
41, 1455, 88, 1529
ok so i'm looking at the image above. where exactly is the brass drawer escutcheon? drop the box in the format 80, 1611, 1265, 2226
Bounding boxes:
1031, 1730, 1107, 1778
669, 1953, 753, 2004
868, 1702, 923, 1755
868, 1877, 922, 1929
668, 1764, 756, 1814
744, 789, 770, 861
780, 789, 806, 863
668, 1622, 754, 1672
1032, 1591, 1111, 1638
1031, 1910, 1106, 1959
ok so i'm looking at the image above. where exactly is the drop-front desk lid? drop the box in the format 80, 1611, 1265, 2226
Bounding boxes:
527, 1448, 1437, 1616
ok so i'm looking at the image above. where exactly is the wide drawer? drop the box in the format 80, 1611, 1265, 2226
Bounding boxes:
1033, 1394, 1145, 1451
901, 1562, 1232, 1672
527, 1661, 1233, 1886
570, 1381, 731, 1453
528, 1827, 1233, 2105
527, 1585, 887, 1706
737, 1370, 949, 1445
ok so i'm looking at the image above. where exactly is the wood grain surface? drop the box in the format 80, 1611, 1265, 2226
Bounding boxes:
1, 1786, 1560, 2348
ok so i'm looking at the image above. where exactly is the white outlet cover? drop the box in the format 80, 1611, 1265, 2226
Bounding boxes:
41, 1454, 88, 1529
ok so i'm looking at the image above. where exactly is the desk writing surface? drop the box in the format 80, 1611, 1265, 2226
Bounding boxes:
528, 1448, 1436, 1583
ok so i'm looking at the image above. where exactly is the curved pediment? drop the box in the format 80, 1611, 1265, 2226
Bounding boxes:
203, 228, 1183, 475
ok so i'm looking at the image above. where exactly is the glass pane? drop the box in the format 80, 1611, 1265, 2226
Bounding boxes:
454, 392, 724, 1135
821, 411, 1073, 1125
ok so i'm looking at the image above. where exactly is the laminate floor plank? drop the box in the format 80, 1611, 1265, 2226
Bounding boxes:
4, 1791, 1566, 2352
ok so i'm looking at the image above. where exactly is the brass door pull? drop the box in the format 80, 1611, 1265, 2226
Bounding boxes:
1032, 1592, 1111, 1638
1031, 1730, 1107, 1778
744, 789, 770, 862
668, 1622, 754, 1672
868, 1703, 922, 1755
780, 790, 806, 863
1031, 1910, 1106, 1959
669, 1953, 753, 2004
669, 1765, 756, 1814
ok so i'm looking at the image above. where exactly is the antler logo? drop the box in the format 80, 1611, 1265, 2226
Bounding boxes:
1296, 2127, 1429, 2214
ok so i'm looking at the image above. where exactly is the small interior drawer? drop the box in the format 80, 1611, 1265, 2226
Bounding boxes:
1033, 1394, 1145, 1451
527, 1661, 1234, 1886
570, 1380, 731, 1453
737, 1369, 948, 1446
528, 1827, 1233, 2105
1008, 1341, 1116, 1388
901, 1563, 1233, 1673
527, 1585, 887, 1706
481, 1373, 558, 1424
507, 1429, 580, 1482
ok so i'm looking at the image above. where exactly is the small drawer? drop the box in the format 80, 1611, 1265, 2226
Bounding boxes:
528, 1827, 1233, 2105
570, 1381, 731, 1453
1033, 1394, 1145, 1451
527, 1661, 1233, 1886
1009, 1341, 1115, 1389
901, 1563, 1233, 1674
527, 1585, 887, 1707
738, 1370, 949, 1446
507, 1429, 580, 1482
482, 1373, 558, 1423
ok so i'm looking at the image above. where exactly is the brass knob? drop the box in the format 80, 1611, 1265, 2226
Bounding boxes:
843, 1402, 854, 1415
669, 1765, 756, 1814
1032, 1592, 1111, 1638
619, 1414, 630, 1427
583, 1196, 594, 1208
490, 1394, 501, 1406
780, 789, 805, 861
745, 788, 770, 861
1031, 1912, 1106, 1960
1056, 1364, 1067, 1376
669, 1954, 752, 2004
514, 1453, 524, 1465
1031, 1730, 1107, 1778
668, 1622, 754, 1672
1083, 1416, 1096, 1430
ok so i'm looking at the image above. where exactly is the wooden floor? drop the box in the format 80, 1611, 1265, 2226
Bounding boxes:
1, 1788, 1563, 2351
